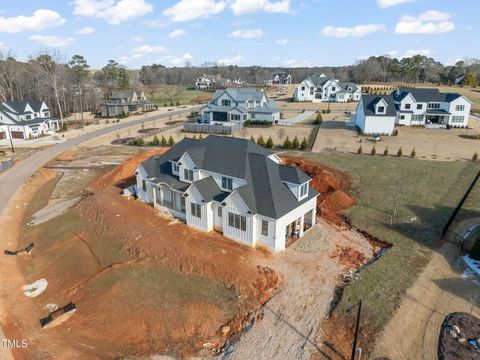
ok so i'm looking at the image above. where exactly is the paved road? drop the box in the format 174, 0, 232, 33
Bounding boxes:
0, 107, 197, 214
0, 107, 197, 359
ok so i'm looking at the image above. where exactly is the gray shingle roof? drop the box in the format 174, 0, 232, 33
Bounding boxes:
193, 176, 229, 203
394, 88, 464, 103
212, 88, 265, 102
139, 136, 317, 219
361, 94, 397, 117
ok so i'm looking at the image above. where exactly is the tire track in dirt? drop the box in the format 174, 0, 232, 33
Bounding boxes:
72, 231, 101, 268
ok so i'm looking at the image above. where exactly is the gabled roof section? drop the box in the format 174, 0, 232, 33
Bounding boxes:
192, 176, 229, 203
279, 165, 311, 184
3, 101, 28, 114
361, 94, 397, 117
393, 88, 469, 104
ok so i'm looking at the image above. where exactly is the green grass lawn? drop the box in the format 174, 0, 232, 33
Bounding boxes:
290, 151, 480, 333
149, 86, 213, 106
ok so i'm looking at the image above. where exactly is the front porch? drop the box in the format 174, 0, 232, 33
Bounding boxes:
153, 184, 186, 219
425, 110, 450, 127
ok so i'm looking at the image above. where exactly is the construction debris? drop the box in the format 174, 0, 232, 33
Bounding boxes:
4, 243, 34, 256
40, 302, 76, 329
23, 279, 48, 297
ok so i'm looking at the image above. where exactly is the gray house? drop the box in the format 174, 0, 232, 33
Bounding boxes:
100, 90, 154, 117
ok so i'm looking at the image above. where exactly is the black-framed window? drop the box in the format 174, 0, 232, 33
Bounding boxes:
191, 203, 201, 218
416, 104, 422, 110
181, 197, 186, 211
300, 183, 308, 197
262, 220, 268, 236
184, 169, 193, 181
217, 206, 222, 217
377, 106, 385, 113
228, 212, 246, 231
405, 103, 411, 109
222, 177, 233, 190
142, 180, 146, 192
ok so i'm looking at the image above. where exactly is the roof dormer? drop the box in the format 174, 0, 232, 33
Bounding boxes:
374, 98, 388, 115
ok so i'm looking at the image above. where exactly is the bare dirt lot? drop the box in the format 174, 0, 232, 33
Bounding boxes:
313, 119, 480, 161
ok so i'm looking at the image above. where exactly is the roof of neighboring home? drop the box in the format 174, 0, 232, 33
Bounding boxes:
192, 176, 229, 203
140, 136, 317, 219
0, 101, 53, 125
109, 90, 136, 99
339, 81, 359, 92
273, 72, 290, 78
393, 88, 467, 103
361, 94, 397, 117
212, 87, 266, 102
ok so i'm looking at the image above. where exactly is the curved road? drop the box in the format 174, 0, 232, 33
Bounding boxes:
0, 107, 197, 213
0, 107, 197, 359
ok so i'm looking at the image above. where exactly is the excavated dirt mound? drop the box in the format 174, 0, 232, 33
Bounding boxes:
282, 156, 356, 225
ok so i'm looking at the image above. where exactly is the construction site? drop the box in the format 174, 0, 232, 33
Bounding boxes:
0, 143, 384, 359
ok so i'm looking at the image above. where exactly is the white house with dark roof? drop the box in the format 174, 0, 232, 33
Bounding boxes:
134, 136, 319, 252
271, 72, 292, 85
354, 94, 397, 135
0, 101, 59, 140
392, 88, 471, 128
294, 74, 361, 103
200, 87, 280, 125
195, 74, 219, 91
100, 90, 154, 117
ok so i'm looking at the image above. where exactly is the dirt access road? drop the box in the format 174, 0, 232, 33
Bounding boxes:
0, 107, 196, 360
372, 241, 480, 359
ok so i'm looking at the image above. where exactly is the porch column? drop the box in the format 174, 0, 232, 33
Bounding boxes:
152, 184, 157, 206
299, 215, 305, 237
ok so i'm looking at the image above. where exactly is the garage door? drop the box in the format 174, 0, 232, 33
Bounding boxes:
11, 131, 24, 139
0, 132, 5, 139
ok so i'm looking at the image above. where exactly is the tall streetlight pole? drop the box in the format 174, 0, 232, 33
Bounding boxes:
346, 299, 363, 360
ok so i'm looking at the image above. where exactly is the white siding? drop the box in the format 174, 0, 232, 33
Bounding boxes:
135, 165, 154, 204
222, 192, 254, 246
362, 115, 396, 135
185, 186, 210, 231
448, 97, 471, 127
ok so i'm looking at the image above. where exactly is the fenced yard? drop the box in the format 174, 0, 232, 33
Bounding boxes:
183, 122, 243, 135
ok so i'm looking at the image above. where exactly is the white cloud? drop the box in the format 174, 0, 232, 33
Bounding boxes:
142, 19, 169, 28
129, 35, 144, 42
132, 44, 166, 56
168, 29, 186, 38
0, 9, 66, 33
395, 10, 455, 34
159, 53, 193, 65
30, 35, 74, 47
229, 29, 263, 38
162, 0, 225, 22
72, 0, 153, 24
230, 0, 290, 15
217, 54, 244, 66
275, 38, 288, 45
321, 24, 386, 38
377, 0, 415, 8
76, 26, 95, 34
402, 49, 432, 57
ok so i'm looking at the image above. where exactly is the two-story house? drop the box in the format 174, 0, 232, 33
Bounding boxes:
195, 74, 219, 91
294, 74, 361, 103
200, 87, 280, 125
0, 100, 59, 140
393, 88, 472, 128
354, 94, 397, 135
271, 72, 292, 85
134, 136, 319, 252
100, 90, 154, 117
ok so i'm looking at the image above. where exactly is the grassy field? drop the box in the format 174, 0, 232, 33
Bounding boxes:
149, 86, 213, 106
290, 151, 480, 334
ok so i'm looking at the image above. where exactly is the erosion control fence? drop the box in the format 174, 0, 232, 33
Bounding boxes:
0, 159, 14, 172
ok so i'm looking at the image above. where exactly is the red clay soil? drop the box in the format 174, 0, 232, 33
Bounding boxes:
331, 245, 368, 271
7, 157, 279, 359
282, 156, 356, 225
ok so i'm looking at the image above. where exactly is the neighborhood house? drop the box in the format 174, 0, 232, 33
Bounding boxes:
0, 100, 59, 140
135, 136, 319, 252
200, 87, 281, 125
100, 90, 154, 117
294, 73, 361, 103
270, 72, 292, 85
195, 74, 219, 91
355, 88, 472, 135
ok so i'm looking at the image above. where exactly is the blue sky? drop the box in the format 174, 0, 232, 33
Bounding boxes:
0, 0, 477, 69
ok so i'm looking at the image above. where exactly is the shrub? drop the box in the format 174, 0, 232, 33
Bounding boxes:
169, 101, 174, 106
371, 146, 376, 155
266, 136, 274, 148
257, 135, 266, 147
393, 129, 398, 136
192, 134, 197, 139
473, 151, 478, 162
411, 148, 416, 158
243, 120, 272, 127
163, 103, 168, 107
161, 135, 167, 146
250, 135, 255, 142
384, 146, 389, 156
168, 136, 175, 146
300, 137, 308, 150
61, 123, 68, 132
199, 134, 203, 140
129, 138, 145, 146
471, 234, 480, 260
357, 145, 362, 154
283, 136, 292, 149
152, 134, 160, 145
313, 113, 323, 125
292, 136, 300, 149
397, 147, 403, 157
176, 100, 180, 106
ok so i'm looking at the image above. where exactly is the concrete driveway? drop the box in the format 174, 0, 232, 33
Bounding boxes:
278, 110, 315, 125
0, 107, 196, 359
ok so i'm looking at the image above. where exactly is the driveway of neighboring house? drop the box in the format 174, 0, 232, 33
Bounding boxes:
279, 110, 316, 125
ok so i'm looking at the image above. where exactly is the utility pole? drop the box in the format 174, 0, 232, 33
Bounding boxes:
347, 299, 363, 360
7, 125, 15, 153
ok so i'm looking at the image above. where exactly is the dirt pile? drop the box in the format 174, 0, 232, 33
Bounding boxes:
88, 147, 167, 191
331, 245, 367, 271
282, 156, 356, 225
